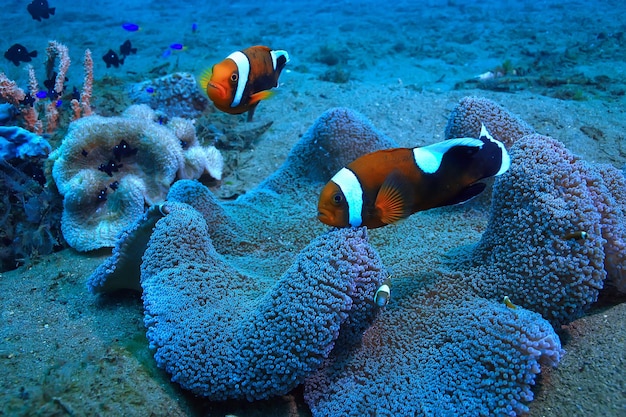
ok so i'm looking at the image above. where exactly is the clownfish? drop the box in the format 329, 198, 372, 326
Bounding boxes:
317, 124, 510, 229
199, 45, 289, 121
373, 275, 392, 307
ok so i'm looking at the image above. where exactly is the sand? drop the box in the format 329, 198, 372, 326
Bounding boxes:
1, 0, 625, 415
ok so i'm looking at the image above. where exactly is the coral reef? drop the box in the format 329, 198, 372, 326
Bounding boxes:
87, 107, 394, 292
444, 95, 535, 146
254, 107, 397, 193
51, 104, 223, 251
304, 295, 563, 417
89, 102, 625, 416
141, 201, 386, 400
0, 103, 17, 124
0, 159, 64, 271
0, 41, 92, 134
87, 203, 168, 293
127, 72, 208, 119
300, 100, 625, 416
451, 134, 626, 325
0, 126, 51, 159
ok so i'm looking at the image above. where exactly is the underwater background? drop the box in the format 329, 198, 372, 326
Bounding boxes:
1, 0, 625, 416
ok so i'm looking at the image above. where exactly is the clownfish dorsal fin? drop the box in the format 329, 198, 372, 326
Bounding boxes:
375, 170, 414, 225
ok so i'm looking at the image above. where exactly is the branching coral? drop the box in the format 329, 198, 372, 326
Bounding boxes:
1, 41, 92, 134
0, 159, 64, 271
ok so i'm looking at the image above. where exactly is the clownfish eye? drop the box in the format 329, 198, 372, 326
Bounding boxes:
230, 73, 238, 82
332, 193, 343, 205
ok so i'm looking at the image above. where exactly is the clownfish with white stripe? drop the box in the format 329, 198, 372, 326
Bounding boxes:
317, 124, 510, 229
199, 45, 289, 121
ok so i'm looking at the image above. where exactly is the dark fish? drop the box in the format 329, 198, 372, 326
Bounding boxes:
20, 93, 36, 107
43, 75, 55, 92
27, 0, 55, 21
102, 49, 124, 68
98, 160, 123, 177
113, 139, 137, 162
43, 71, 66, 98
97, 188, 107, 202
120, 40, 137, 57
4, 44, 37, 66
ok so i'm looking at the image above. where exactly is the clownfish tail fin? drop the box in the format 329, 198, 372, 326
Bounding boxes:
477, 123, 510, 176
375, 170, 413, 225
270, 50, 290, 72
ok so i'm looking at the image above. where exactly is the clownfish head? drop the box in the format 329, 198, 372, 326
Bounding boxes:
317, 181, 350, 227
201, 59, 239, 109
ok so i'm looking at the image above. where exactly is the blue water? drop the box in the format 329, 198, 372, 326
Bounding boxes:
1, 0, 625, 416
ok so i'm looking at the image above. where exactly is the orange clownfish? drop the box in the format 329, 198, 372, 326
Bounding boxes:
317, 124, 510, 229
200, 45, 289, 121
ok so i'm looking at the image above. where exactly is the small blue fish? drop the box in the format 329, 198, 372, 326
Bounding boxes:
35, 91, 48, 99
122, 22, 140, 32
170, 43, 185, 51
191, 22, 197, 33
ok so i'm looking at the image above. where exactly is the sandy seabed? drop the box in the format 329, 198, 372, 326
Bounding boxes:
1, 0, 625, 415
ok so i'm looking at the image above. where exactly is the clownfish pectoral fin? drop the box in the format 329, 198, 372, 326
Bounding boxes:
198, 68, 213, 93
249, 90, 274, 104
375, 170, 414, 225
447, 182, 487, 205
